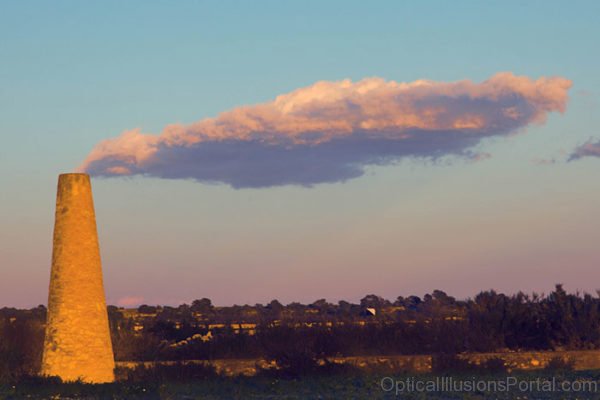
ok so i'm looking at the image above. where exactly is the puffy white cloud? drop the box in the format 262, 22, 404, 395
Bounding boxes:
79, 72, 571, 188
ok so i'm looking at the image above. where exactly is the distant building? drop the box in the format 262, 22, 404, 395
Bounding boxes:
361, 307, 377, 317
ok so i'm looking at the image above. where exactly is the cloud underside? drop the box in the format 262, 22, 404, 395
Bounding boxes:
569, 140, 600, 161
80, 72, 572, 188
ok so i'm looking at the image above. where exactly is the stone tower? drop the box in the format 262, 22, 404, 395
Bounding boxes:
41, 173, 115, 383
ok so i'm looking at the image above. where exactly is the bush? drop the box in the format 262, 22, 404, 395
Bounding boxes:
266, 349, 320, 378
116, 362, 218, 383
431, 354, 473, 373
431, 354, 507, 374
0, 319, 44, 383
14, 374, 62, 385
544, 356, 575, 372
478, 357, 507, 373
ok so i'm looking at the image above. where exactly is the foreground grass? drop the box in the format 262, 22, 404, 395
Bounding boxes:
3, 371, 600, 399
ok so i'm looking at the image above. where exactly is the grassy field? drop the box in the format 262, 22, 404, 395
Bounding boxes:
3, 371, 600, 400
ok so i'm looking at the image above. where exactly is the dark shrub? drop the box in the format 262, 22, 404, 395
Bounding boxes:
431, 354, 474, 373
544, 356, 575, 372
117, 362, 218, 383
478, 357, 507, 373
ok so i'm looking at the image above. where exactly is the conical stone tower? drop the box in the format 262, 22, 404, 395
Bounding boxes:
41, 173, 115, 383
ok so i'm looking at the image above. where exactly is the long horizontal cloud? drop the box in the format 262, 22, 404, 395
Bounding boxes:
569, 139, 600, 161
80, 72, 571, 188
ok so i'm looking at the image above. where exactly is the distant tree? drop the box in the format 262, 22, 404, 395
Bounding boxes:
265, 300, 284, 320
547, 284, 576, 348
158, 306, 179, 321
0, 316, 44, 381
286, 302, 307, 318
266, 300, 283, 311
137, 304, 157, 314
393, 296, 405, 306
360, 294, 390, 310
337, 300, 354, 317
191, 298, 214, 314
432, 290, 455, 305
403, 295, 422, 311
32, 305, 47, 318
311, 299, 335, 315
177, 304, 194, 323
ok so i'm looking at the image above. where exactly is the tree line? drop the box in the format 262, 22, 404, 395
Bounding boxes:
2, 285, 600, 381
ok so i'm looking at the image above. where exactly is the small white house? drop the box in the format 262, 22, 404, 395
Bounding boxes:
365, 307, 376, 316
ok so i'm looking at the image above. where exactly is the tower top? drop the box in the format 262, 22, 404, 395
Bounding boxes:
58, 172, 90, 179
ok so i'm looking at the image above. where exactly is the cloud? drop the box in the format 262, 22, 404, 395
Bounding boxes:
79, 72, 571, 188
116, 296, 145, 307
568, 139, 600, 161
532, 157, 558, 165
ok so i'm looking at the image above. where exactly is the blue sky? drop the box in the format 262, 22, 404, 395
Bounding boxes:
1, 1, 599, 307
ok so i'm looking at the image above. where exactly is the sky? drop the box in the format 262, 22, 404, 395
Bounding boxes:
1, 1, 599, 308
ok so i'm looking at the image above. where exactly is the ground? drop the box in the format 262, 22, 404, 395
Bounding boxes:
3, 371, 600, 400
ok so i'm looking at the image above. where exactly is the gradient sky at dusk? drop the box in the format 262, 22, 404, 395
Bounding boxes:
1, 1, 599, 308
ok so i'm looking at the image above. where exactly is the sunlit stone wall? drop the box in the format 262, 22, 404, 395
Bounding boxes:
41, 173, 115, 383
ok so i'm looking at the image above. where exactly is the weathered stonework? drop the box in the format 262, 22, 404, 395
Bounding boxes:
41, 173, 115, 383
